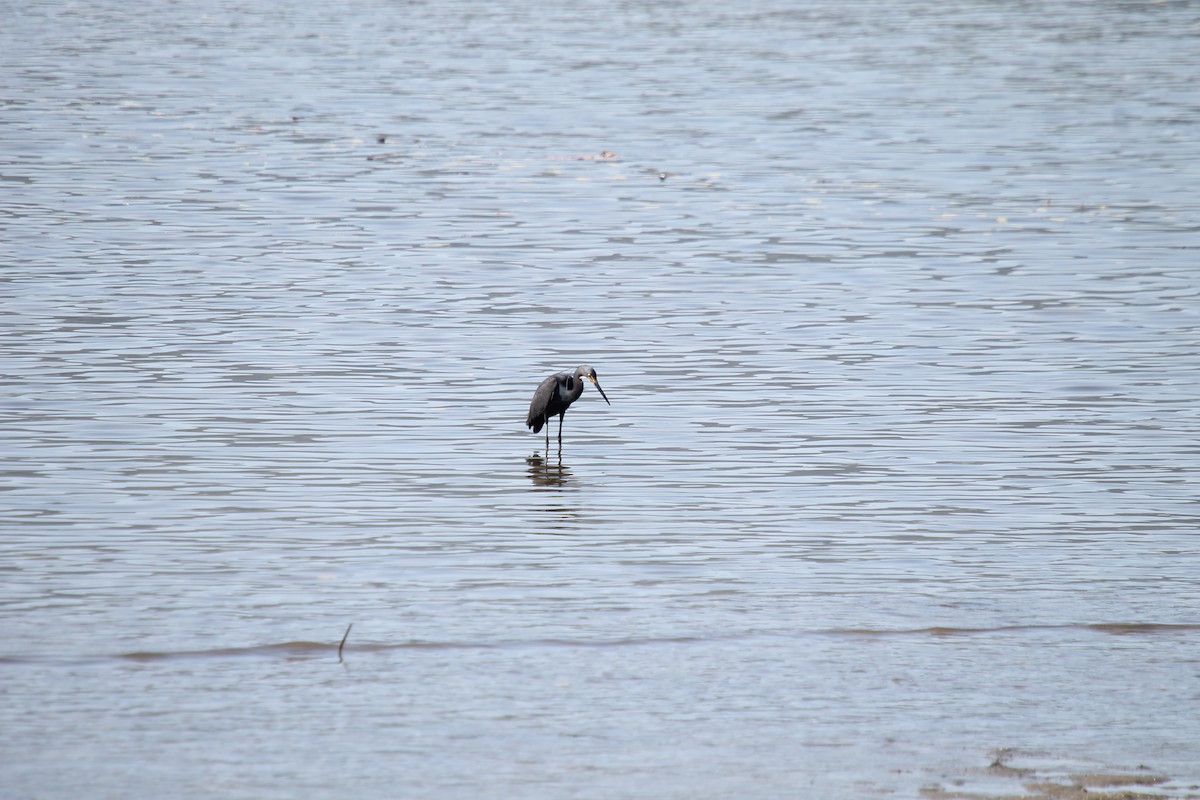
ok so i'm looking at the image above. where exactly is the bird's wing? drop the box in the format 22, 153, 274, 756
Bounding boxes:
526, 374, 561, 431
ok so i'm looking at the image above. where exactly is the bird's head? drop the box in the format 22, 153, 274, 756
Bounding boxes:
575, 365, 610, 405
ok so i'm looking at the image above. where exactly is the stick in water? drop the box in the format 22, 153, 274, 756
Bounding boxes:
338, 623, 353, 661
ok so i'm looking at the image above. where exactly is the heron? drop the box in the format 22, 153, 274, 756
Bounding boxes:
526, 365, 610, 452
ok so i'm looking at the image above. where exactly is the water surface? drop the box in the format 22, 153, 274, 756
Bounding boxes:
3, 0, 1199, 797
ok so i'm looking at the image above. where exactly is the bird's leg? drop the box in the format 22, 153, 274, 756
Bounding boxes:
557, 414, 564, 462
544, 423, 549, 454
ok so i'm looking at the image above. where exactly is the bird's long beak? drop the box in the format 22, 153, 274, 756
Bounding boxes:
588, 376, 611, 405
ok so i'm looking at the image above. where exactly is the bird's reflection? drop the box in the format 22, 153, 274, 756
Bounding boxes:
526, 451, 573, 487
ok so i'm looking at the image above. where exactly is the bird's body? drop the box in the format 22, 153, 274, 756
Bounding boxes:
526, 365, 610, 451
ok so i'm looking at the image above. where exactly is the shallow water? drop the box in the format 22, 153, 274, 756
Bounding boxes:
3, 0, 1200, 797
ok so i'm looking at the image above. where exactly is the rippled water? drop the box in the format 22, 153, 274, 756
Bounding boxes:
3, 0, 1200, 797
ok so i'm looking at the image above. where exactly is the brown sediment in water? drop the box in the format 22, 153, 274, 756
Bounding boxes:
918, 749, 1187, 800
1071, 774, 1170, 788
921, 779, 1170, 800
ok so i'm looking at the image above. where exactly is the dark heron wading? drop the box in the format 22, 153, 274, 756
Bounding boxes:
526, 365, 610, 451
